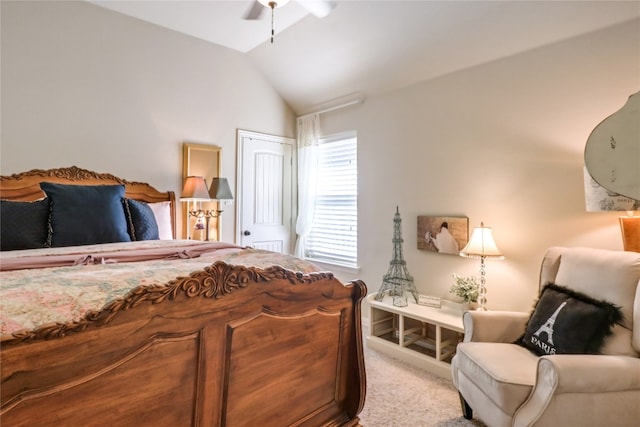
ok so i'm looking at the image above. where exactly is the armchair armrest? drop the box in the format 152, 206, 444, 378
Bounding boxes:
463, 310, 529, 343
514, 356, 640, 426
539, 355, 640, 392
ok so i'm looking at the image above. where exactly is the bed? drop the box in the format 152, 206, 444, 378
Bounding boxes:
0, 166, 367, 426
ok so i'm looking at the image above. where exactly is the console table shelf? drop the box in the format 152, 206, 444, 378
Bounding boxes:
366, 293, 465, 378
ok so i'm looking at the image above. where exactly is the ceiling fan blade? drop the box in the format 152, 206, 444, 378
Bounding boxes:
243, 1, 265, 20
295, 0, 336, 18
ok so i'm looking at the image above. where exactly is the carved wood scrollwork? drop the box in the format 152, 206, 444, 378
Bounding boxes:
6, 262, 335, 345
0, 165, 145, 186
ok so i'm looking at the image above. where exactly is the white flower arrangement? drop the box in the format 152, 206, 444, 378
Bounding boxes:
450, 274, 479, 303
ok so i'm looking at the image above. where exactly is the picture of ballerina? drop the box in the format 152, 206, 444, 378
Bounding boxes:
417, 216, 468, 255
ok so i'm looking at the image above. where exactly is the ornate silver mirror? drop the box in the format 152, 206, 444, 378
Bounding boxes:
584, 91, 639, 200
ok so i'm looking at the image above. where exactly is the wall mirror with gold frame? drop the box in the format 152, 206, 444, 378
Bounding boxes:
182, 142, 221, 240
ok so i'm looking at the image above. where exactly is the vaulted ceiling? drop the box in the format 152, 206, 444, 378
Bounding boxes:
89, 1, 640, 114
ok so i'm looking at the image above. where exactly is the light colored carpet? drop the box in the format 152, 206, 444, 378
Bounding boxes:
359, 345, 487, 427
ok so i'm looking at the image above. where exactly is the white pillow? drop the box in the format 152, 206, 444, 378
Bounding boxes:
147, 201, 173, 240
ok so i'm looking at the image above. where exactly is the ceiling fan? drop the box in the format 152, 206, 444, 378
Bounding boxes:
244, 0, 336, 43
244, 0, 336, 21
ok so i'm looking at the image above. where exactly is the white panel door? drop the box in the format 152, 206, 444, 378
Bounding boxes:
236, 130, 294, 253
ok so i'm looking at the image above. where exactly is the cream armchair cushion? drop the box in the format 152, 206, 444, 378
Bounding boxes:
451, 247, 640, 427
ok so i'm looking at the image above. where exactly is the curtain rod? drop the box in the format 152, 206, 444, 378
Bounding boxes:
297, 95, 365, 119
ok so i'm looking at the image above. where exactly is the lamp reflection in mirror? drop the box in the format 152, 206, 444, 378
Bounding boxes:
584, 167, 640, 252
180, 177, 234, 241
459, 222, 504, 311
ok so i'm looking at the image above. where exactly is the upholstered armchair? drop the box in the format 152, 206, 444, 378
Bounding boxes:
451, 247, 640, 427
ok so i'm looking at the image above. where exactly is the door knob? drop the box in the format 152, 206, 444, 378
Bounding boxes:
243, 230, 251, 236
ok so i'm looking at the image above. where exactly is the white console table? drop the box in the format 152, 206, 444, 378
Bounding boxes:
366, 293, 465, 379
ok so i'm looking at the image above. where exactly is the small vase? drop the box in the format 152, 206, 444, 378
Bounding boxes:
462, 301, 478, 312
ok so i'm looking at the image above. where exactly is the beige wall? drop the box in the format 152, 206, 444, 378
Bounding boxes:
2, 2, 638, 312
0, 1, 296, 242
322, 19, 640, 311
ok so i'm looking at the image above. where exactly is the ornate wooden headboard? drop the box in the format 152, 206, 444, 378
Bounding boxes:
0, 166, 177, 238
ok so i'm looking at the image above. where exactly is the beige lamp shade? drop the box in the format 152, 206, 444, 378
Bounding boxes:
460, 222, 504, 259
209, 178, 234, 200
180, 176, 211, 201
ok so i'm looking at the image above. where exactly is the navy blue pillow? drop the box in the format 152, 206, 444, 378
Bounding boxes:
40, 182, 131, 247
0, 198, 50, 250
123, 198, 159, 241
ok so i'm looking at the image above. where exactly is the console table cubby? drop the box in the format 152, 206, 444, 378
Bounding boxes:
366, 293, 465, 378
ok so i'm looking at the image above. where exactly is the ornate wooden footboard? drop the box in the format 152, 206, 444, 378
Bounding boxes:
1, 262, 367, 426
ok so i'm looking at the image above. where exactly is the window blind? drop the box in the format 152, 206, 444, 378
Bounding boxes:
306, 136, 357, 267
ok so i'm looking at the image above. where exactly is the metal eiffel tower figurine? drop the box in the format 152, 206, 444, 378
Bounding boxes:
375, 206, 419, 307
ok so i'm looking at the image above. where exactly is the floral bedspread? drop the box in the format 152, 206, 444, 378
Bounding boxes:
0, 240, 321, 337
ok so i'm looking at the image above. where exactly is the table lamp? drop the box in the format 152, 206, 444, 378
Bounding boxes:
180, 176, 211, 240
460, 222, 504, 311
209, 177, 234, 202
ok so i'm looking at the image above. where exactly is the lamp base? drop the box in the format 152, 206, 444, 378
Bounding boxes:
619, 216, 640, 252
477, 256, 488, 311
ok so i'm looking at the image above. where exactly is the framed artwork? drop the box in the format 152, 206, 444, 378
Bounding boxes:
417, 216, 469, 255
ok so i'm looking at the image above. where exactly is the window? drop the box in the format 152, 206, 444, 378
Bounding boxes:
306, 134, 357, 267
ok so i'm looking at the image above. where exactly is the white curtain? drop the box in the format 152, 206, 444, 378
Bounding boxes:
294, 114, 320, 258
